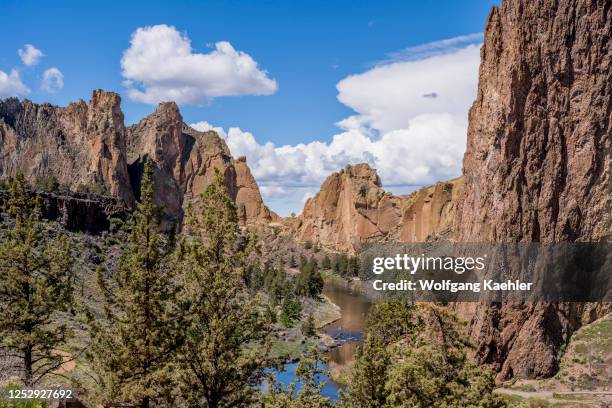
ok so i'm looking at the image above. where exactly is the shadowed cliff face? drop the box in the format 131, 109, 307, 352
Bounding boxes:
0, 90, 274, 227
454, 0, 611, 380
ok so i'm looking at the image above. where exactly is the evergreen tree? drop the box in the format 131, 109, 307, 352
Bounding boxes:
296, 259, 324, 298
87, 159, 180, 408
301, 313, 316, 337
341, 335, 390, 408
332, 255, 341, 274
289, 254, 298, 268
177, 171, 271, 408
0, 174, 75, 386
344, 303, 506, 408
280, 295, 302, 327
321, 255, 331, 270
348, 256, 360, 277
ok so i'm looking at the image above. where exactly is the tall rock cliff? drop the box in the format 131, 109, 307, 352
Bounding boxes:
0, 90, 274, 226
293, 163, 462, 252
399, 177, 463, 243
126, 102, 275, 226
295, 164, 402, 252
0, 90, 135, 207
234, 156, 278, 224
454, 0, 611, 380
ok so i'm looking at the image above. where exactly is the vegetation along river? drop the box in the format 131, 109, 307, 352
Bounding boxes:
272, 278, 372, 400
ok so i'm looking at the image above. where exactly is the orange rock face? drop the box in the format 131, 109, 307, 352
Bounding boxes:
126, 102, 275, 226
234, 156, 278, 224
399, 178, 463, 243
295, 164, 402, 252
294, 163, 463, 252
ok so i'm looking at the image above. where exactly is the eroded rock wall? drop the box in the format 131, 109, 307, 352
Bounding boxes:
454, 0, 611, 380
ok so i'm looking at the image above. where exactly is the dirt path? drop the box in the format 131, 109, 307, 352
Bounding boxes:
495, 387, 612, 406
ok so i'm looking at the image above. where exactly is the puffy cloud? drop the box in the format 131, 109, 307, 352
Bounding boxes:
336, 44, 480, 133
0, 69, 29, 97
190, 121, 227, 138
18, 44, 44, 66
200, 113, 466, 189
41, 67, 64, 92
190, 35, 481, 215
121, 24, 277, 105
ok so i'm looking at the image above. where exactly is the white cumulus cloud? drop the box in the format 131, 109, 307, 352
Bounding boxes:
336, 44, 480, 133
190, 34, 481, 215
41, 67, 64, 92
0, 69, 29, 98
18, 44, 44, 66
121, 24, 277, 105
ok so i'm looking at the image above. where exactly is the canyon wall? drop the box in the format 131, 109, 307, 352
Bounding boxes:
0, 90, 274, 226
454, 0, 611, 380
293, 163, 462, 252
0, 90, 135, 207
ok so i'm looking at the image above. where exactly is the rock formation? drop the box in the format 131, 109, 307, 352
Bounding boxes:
454, 0, 611, 380
293, 163, 462, 252
0, 90, 135, 207
234, 156, 278, 224
126, 102, 275, 226
0, 90, 274, 226
294, 164, 402, 252
399, 178, 463, 243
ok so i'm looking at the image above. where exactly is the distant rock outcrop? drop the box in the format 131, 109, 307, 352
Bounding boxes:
0, 90, 135, 207
293, 163, 462, 252
399, 178, 463, 243
294, 164, 402, 252
453, 0, 611, 380
0, 90, 274, 227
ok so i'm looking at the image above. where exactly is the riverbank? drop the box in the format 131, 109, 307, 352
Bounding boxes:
268, 292, 342, 361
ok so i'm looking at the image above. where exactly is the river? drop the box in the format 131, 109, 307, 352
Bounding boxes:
272, 278, 372, 400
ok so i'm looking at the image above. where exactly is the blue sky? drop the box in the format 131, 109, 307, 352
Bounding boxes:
1, 0, 496, 215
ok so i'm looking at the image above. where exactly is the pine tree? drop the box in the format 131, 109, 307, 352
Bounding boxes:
280, 294, 301, 327
322, 254, 331, 270
296, 259, 324, 298
301, 313, 316, 337
0, 174, 75, 387
177, 171, 271, 408
341, 335, 390, 408
87, 159, 180, 408
344, 303, 506, 408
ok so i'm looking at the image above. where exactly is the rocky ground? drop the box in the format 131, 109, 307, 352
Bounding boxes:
496, 313, 612, 407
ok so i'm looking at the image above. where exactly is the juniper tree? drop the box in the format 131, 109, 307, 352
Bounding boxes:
87, 159, 180, 408
176, 171, 271, 408
0, 173, 75, 386
343, 303, 506, 408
